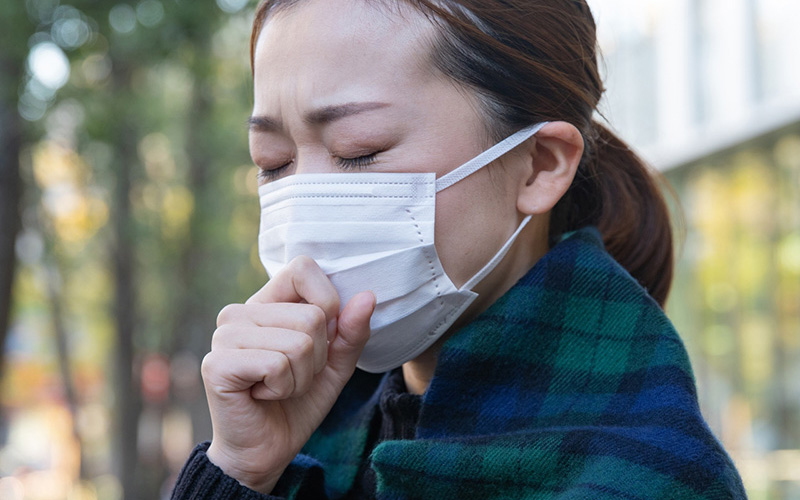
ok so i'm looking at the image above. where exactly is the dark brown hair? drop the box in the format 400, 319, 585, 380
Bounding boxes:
249, 0, 675, 307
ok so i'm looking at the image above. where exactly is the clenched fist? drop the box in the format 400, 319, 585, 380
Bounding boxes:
201, 256, 375, 493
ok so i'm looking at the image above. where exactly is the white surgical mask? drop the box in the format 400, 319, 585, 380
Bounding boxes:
258, 122, 547, 373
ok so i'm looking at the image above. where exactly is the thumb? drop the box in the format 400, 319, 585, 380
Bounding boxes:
327, 291, 375, 374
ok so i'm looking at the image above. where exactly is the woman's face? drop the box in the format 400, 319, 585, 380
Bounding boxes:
251, 0, 539, 296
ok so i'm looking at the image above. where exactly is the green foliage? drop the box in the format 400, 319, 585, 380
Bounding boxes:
3, 0, 266, 496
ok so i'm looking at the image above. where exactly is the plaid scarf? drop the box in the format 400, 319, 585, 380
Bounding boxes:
273, 228, 747, 499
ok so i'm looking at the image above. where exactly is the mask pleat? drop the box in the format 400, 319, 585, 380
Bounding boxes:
259, 220, 434, 262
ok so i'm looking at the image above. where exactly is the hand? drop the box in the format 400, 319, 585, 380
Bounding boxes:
201, 256, 375, 493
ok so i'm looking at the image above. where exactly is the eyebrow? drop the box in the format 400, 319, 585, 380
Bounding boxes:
248, 101, 391, 132
248, 115, 281, 132
305, 101, 390, 125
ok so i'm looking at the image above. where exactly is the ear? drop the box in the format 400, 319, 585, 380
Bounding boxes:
516, 121, 583, 215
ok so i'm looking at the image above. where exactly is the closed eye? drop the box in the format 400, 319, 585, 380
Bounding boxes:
257, 160, 294, 182
335, 153, 379, 170
257, 151, 381, 183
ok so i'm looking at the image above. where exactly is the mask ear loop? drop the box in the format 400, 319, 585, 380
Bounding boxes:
438, 122, 547, 291
434, 122, 548, 192
460, 215, 532, 292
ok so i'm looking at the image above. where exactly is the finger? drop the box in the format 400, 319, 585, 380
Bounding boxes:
202, 349, 295, 400
218, 302, 326, 331
246, 257, 340, 329
327, 291, 375, 375
212, 325, 325, 378
215, 304, 328, 372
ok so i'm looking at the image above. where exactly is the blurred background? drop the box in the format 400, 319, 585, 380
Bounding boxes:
0, 0, 797, 498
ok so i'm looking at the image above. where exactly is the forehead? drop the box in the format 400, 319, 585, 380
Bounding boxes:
253, 0, 437, 111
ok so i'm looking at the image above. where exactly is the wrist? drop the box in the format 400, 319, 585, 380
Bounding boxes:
206, 441, 283, 494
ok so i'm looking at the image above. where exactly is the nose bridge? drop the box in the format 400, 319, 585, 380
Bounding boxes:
280, 95, 337, 176
292, 142, 337, 175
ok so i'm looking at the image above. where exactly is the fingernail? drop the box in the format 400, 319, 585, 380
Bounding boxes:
327, 319, 337, 342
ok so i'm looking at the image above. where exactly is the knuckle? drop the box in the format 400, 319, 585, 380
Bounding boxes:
200, 352, 216, 379
295, 335, 315, 358
266, 355, 293, 397
303, 305, 327, 333
210, 324, 231, 349
216, 304, 241, 327
267, 352, 290, 378
289, 255, 317, 274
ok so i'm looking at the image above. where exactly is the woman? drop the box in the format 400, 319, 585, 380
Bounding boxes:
172, 0, 746, 498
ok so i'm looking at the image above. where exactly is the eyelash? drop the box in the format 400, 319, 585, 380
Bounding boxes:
257, 153, 379, 182
335, 153, 378, 170
258, 161, 293, 182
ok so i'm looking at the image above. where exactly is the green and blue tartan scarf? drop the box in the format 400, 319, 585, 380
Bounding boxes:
273, 228, 747, 500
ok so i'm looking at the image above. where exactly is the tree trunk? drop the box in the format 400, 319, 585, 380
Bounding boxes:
0, 57, 23, 388
113, 126, 141, 499
46, 261, 86, 478
111, 66, 142, 500
167, 57, 215, 448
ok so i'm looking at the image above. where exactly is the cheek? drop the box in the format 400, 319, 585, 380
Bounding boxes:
433, 169, 517, 288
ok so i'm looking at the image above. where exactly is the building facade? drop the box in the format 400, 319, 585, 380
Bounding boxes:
588, 0, 800, 498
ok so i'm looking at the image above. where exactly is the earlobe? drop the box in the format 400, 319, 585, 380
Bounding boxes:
516, 121, 584, 215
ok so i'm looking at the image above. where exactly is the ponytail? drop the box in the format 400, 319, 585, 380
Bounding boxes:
552, 121, 674, 307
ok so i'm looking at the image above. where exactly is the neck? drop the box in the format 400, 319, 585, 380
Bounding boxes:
402, 345, 439, 395
401, 217, 551, 395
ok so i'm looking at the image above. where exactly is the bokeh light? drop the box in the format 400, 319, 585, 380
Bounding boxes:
136, 0, 164, 28
28, 42, 70, 90
108, 4, 137, 34
216, 0, 249, 14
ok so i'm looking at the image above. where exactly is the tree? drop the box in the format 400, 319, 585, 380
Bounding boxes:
2, 1, 259, 496
0, 0, 33, 388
